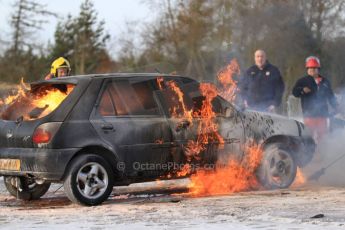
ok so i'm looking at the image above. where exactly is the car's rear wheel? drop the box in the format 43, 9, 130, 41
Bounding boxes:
63, 154, 114, 206
3, 176, 51, 200
257, 143, 297, 189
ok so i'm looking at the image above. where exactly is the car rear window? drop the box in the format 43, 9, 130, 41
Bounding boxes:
0, 83, 75, 121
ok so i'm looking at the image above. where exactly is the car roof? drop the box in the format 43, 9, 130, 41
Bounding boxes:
31, 73, 195, 86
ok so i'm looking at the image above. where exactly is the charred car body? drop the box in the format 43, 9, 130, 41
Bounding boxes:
0, 74, 315, 205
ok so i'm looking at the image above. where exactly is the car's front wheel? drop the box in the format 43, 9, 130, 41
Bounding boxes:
3, 176, 51, 200
63, 154, 114, 206
257, 143, 297, 189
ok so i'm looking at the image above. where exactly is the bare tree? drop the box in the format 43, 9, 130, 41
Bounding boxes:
10, 0, 57, 54
300, 0, 345, 44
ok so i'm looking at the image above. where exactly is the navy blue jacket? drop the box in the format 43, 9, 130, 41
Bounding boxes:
240, 62, 285, 110
292, 75, 337, 117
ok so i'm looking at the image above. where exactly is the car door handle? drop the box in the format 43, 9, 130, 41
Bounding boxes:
101, 123, 114, 131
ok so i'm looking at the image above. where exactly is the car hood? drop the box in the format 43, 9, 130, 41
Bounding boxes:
241, 110, 311, 140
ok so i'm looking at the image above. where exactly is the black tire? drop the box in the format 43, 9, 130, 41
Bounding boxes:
63, 154, 114, 206
257, 143, 297, 189
3, 176, 51, 200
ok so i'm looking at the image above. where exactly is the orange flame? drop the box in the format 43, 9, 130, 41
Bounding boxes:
176, 164, 192, 177
166, 80, 193, 122
0, 79, 28, 106
157, 76, 164, 90
196, 83, 224, 145
291, 167, 306, 187
27, 86, 74, 119
217, 59, 240, 103
184, 83, 224, 161
188, 143, 263, 196
0, 81, 74, 121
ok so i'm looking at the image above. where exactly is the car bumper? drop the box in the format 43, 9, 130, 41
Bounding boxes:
0, 147, 80, 181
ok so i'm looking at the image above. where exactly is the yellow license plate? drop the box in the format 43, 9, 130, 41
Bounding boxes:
0, 159, 21, 171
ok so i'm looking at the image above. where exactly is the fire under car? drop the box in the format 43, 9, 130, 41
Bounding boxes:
0, 74, 315, 205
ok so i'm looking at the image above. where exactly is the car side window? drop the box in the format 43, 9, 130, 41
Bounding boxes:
157, 80, 226, 117
98, 86, 116, 116
182, 83, 223, 116
157, 79, 194, 117
215, 95, 237, 117
188, 94, 223, 115
98, 79, 160, 116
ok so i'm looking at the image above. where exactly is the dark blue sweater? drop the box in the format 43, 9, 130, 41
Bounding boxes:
292, 75, 337, 117
240, 62, 285, 110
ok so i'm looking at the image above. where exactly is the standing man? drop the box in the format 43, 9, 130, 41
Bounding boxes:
292, 56, 337, 142
45, 57, 71, 80
240, 49, 285, 113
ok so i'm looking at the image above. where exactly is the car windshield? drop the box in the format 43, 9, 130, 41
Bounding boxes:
0, 83, 75, 121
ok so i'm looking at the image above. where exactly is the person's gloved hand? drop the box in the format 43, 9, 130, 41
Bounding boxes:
303, 87, 312, 94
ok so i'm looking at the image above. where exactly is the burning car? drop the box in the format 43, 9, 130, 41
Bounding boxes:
0, 74, 315, 205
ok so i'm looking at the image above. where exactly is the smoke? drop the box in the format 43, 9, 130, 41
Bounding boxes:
301, 88, 345, 186
301, 128, 345, 186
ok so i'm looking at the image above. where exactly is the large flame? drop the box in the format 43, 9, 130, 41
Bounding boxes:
188, 143, 263, 196
184, 83, 224, 161
0, 80, 74, 121
26, 85, 74, 119
195, 83, 224, 145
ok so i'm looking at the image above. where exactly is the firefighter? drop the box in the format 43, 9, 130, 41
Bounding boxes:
240, 49, 285, 113
45, 57, 71, 80
292, 56, 338, 142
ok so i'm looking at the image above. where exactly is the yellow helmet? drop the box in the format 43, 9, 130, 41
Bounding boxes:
50, 57, 71, 77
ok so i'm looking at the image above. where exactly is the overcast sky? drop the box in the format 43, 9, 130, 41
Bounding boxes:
0, 0, 154, 56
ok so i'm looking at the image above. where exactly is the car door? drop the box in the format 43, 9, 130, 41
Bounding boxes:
155, 79, 245, 169
90, 78, 173, 179
213, 96, 245, 163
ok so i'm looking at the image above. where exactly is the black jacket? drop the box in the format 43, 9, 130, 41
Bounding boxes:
292, 75, 337, 117
240, 62, 285, 110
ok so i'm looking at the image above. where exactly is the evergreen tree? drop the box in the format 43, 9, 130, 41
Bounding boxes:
50, 0, 111, 75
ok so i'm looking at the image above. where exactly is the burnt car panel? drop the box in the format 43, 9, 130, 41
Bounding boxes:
156, 81, 245, 164
0, 147, 79, 180
241, 111, 315, 166
89, 77, 174, 178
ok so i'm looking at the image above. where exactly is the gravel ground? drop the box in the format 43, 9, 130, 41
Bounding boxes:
0, 177, 345, 230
